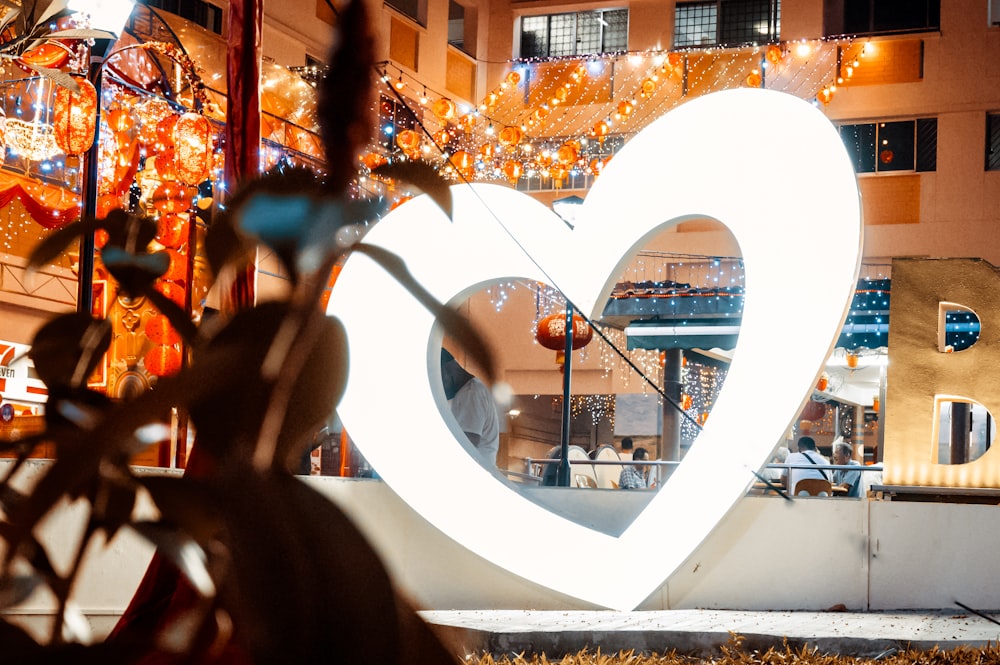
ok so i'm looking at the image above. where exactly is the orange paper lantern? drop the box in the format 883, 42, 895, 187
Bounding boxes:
53, 76, 97, 155
144, 344, 183, 377
362, 152, 387, 170
450, 150, 475, 179
681, 394, 693, 411
145, 314, 181, 345
173, 112, 213, 185
766, 44, 783, 65
433, 129, 452, 146
505, 71, 521, 87
152, 180, 192, 214
498, 126, 523, 147
746, 70, 762, 87
535, 311, 593, 351
395, 129, 420, 152
617, 100, 634, 117
556, 143, 578, 165
479, 143, 495, 160
96, 194, 120, 219
501, 160, 522, 184
432, 97, 457, 121
156, 214, 187, 248
800, 400, 827, 422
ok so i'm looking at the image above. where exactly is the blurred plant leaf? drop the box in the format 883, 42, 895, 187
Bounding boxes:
26, 210, 156, 274
99, 247, 169, 292
203, 215, 255, 280
0, 574, 42, 609
90, 481, 136, 542
28, 313, 111, 390
129, 521, 215, 598
351, 244, 496, 385
373, 161, 453, 219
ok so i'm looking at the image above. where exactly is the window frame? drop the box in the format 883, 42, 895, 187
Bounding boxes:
987, 113, 1000, 171
838, 117, 938, 174
826, 0, 940, 38
518, 8, 629, 59
673, 0, 780, 49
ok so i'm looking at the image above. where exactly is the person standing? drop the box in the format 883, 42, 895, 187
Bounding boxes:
441, 348, 500, 467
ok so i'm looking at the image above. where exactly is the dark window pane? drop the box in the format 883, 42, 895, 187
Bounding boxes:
987, 114, 1000, 171
520, 15, 549, 58
877, 120, 915, 172
548, 13, 576, 56
915, 118, 937, 172
719, 0, 775, 46
842, 0, 939, 35
576, 12, 602, 55
674, 2, 717, 47
841, 123, 876, 173
602, 9, 630, 52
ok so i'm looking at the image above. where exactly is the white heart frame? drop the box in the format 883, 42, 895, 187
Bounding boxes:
329, 89, 863, 610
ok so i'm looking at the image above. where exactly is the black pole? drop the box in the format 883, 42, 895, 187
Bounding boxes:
556, 305, 574, 487
76, 40, 114, 315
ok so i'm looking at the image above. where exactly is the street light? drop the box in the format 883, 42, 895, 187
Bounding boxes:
70, 0, 135, 315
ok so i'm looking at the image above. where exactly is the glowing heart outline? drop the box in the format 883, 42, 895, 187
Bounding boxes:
329, 89, 862, 610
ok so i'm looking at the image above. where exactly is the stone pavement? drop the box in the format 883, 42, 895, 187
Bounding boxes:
422, 609, 1000, 658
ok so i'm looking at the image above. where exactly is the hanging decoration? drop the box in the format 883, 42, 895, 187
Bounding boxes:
173, 112, 213, 185
52, 76, 97, 155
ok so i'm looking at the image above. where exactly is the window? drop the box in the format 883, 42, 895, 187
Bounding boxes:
829, 0, 940, 37
519, 9, 628, 58
839, 118, 937, 173
385, 0, 427, 26
674, 0, 779, 48
378, 95, 417, 153
988, 114, 1000, 171
137, 0, 222, 34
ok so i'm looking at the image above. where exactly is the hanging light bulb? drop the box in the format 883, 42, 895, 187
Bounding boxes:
393, 75, 405, 91
420, 87, 428, 104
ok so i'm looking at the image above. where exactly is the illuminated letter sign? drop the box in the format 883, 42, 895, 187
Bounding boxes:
883, 258, 1000, 487
329, 89, 863, 609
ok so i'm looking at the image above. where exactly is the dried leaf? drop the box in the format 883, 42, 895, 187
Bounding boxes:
373, 160, 453, 219
28, 313, 111, 389
0, 574, 42, 609
24, 62, 77, 90
351, 244, 496, 385
129, 521, 215, 597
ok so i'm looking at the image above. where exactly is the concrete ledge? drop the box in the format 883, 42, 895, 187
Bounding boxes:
421, 610, 1000, 658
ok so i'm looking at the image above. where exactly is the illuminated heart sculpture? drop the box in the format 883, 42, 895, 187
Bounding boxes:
329, 89, 862, 610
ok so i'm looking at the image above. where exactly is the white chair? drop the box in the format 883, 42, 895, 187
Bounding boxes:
593, 444, 622, 489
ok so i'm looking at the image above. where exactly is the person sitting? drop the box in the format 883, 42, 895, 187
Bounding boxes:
618, 446, 650, 489
781, 436, 830, 495
832, 440, 862, 497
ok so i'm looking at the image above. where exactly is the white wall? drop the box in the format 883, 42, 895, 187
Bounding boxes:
6, 463, 1000, 643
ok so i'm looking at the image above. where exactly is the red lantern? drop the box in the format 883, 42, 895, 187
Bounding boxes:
144, 344, 182, 377
94, 229, 109, 249
535, 311, 593, 351
173, 112, 212, 185
19, 41, 70, 69
145, 314, 180, 345
152, 180, 192, 214
156, 214, 187, 248
155, 114, 179, 152
96, 194, 120, 219
153, 151, 176, 179
800, 400, 827, 422
162, 248, 187, 282
106, 108, 134, 133
53, 76, 97, 155
155, 281, 186, 307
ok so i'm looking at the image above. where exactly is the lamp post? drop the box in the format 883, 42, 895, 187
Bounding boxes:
70, 0, 135, 315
